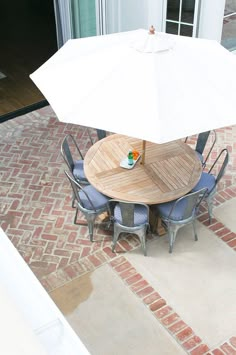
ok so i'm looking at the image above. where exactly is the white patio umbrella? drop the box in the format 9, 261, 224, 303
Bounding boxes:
30, 28, 236, 157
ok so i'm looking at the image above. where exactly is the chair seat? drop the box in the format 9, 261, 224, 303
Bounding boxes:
157, 199, 191, 221
73, 160, 87, 181
79, 185, 110, 210
114, 204, 148, 226
191, 172, 216, 194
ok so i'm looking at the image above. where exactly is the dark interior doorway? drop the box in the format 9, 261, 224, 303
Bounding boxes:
0, 0, 58, 122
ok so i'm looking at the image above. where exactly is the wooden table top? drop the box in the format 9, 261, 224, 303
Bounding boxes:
84, 134, 202, 205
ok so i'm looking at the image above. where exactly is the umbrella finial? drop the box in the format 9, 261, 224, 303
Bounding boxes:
149, 25, 155, 35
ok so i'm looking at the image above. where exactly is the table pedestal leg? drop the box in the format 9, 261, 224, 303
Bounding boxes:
149, 209, 166, 236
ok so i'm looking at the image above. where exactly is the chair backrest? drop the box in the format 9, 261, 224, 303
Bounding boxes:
168, 188, 207, 221
185, 130, 216, 165
108, 200, 148, 228
61, 134, 84, 172
87, 128, 107, 144
196, 130, 216, 162
64, 170, 96, 211
195, 131, 211, 154
208, 148, 229, 186
97, 129, 106, 140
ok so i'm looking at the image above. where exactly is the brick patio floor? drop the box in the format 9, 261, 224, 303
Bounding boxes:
1, 106, 236, 354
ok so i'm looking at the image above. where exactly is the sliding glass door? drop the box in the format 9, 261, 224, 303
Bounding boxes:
54, 0, 98, 47
70, 0, 97, 38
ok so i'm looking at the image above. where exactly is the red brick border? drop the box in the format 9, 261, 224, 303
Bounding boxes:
109, 256, 210, 354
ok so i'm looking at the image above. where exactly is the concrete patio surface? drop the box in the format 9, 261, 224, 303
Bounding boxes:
51, 265, 187, 355
126, 221, 236, 349
50, 205, 236, 355
214, 198, 236, 233
1, 106, 236, 355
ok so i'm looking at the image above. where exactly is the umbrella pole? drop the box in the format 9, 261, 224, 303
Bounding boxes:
141, 140, 146, 165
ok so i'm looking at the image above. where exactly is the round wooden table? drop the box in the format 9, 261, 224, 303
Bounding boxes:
84, 134, 202, 205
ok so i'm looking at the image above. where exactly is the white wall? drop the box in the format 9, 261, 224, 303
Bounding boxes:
106, 0, 164, 34
198, 0, 226, 41
106, 0, 226, 42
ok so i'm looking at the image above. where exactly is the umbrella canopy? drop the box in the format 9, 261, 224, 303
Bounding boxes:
30, 29, 236, 144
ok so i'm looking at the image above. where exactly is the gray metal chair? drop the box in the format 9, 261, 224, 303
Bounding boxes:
64, 171, 110, 242
155, 188, 207, 253
61, 134, 89, 185
61, 134, 91, 207
191, 148, 229, 224
108, 200, 150, 256
96, 129, 106, 140
87, 128, 107, 144
185, 130, 216, 167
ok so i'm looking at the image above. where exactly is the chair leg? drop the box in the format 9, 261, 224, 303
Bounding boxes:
112, 226, 120, 253
74, 210, 96, 242
140, 234, 147, 256
74, 208, 79, 224
168, 228, 177, 253
207, 195, 214, 225
72, 191, 76, 208
136, 229, 147, 256
193, 220, 198, 241
86, 215, 96, 242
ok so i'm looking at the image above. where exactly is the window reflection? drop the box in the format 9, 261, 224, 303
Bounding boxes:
167, 0, 180, 21
180, 24, 193, 37
224, 0, 236, 15
221, 0, 236, 52
181, 0, 195, 24
166, 0, 196, 37
166, 22, 178, 35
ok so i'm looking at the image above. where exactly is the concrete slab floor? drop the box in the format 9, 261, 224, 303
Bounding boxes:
50, 264, 187, 355
49, 215, 236, 353
214, 197, 236, 233
126, 222, 236, 349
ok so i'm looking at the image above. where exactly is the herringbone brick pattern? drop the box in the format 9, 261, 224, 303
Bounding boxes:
1, 106, 236, 354
0, 106, 236, 282
0, 107, 143, 280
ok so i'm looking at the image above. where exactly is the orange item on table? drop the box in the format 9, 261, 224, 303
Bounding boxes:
132, 150, 139, 160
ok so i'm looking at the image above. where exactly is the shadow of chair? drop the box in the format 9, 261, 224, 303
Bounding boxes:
191, 148, 229, 224
185, 130, 216, 167
64, 170, 110, 242
108, 200, 150, 256
154, 188, 207, 253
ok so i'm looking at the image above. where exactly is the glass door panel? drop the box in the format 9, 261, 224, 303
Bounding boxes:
221, 0, 236, 52
166, 22, 179, 35
181, 0, 195, 23
180, 24, 193, 36
71, 0, 97, 38
165, 0, 199, 37
167, 1, 180, 21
